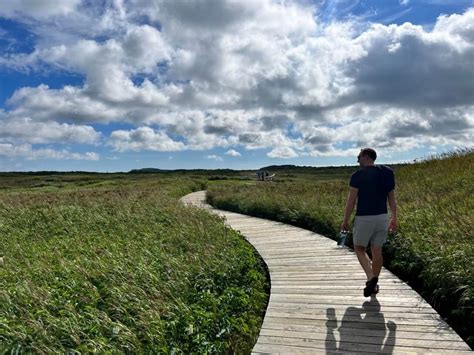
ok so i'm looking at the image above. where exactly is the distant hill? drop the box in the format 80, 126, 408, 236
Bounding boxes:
260, 162, 406, 173
128, 168, 253, 175
128, 168, 170, 174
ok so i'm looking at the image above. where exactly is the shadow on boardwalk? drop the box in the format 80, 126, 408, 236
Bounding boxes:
326, 298, 397, 354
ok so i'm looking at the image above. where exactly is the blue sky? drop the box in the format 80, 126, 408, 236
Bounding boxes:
0, 0, 473, 172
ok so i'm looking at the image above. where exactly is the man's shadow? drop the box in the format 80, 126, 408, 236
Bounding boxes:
326, 297, 397, 353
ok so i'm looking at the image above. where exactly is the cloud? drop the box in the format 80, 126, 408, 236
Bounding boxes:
206, 154, 223, 161
108, 127, 185, 152
342, 13, 474, 108
0, 0, 81, 19
267, 147, 298, 159
297, 104, 474, 154
0, 116, 100, 144
0, 143, 99, 160
6, 85, 124, 123
225, 149, 241, 157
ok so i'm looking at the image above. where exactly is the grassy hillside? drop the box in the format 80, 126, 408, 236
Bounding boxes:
0, 175, 269, 353
207, 151, 474, 347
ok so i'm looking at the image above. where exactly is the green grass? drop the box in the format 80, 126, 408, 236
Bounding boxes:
207, 151, 474, 348
0, 176, 269, 353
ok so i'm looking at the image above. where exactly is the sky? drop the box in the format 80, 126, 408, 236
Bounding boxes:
0, 0, 473, 172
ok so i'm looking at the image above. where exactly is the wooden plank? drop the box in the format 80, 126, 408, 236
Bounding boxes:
241, 233, 317, 241
243, 235, 323, 243
265, 264, 391, 271
268, 294, 429, 304
253, 343, 340, 354
229, 224, 296, 230
263, 311, 449, 327
260, 246, 340, 255
258, 329, 470, 350
269, 276, 393, 282
267, 270, 402, 277
253, 343, 471, 354
238, 229, 320, 236
262, 256, 363, 262
238, 233, 325, 241
260, 247, 343, 254
264, 306, 441, 320
259, 321, 465, 342
271, 277, 409, 291
269, 276, 403, 282
255, 335, 470, 352
265, 262, 363, 268
249, 238, 330, 246
268, 297, 432, 309
269, 289, 418, 297
266, 302, 434, 313
261, 316, 453, 333
246, 233, 328, 240
269, 285, 412, 291
269, 280, 408, 286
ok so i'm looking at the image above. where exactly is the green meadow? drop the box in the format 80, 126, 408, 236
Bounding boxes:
1, 151, 472, 352
207, 150, 474, 347
0, 174, 268, 353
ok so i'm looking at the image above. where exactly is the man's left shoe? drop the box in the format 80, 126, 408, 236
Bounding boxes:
364, 277, 379, 297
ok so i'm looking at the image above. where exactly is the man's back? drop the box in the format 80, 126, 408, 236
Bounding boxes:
350, 165, 395, 216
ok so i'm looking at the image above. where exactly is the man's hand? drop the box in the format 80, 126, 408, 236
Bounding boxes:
389, 217, 397, 233
388, 190, 397, 233
341, 221, 349, 232
342, 187, 357, 232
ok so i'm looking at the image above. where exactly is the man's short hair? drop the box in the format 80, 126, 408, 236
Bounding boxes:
361, 148, 377, 161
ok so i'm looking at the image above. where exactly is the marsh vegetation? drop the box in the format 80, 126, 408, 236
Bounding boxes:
0, 174, 269, 353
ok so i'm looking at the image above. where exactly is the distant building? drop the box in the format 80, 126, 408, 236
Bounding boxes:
256, 171, 275, 181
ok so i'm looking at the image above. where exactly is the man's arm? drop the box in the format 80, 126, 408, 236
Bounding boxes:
388, 190, 397, 232
341, 187, 358, 231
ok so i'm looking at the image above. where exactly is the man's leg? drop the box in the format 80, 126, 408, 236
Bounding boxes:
354, 245, 374, 280
370, 245, 383, 278
370, 216, 388, 279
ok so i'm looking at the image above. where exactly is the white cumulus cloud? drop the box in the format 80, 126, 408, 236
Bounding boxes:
206, 154, 223, 161
225, 149, 241, 157
0, 0, 81, 19
0, 143, 99, 160
0, 117, 100, 144
109, 127, 185, 152
268, 147, 298, 159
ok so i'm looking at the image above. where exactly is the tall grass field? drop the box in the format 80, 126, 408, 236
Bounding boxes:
0, 174, 269, 353
207, 151, 474, 347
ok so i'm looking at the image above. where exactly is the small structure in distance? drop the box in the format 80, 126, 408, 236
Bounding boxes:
256, 170, 275, 181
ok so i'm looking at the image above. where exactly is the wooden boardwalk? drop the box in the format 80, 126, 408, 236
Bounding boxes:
181, 191, 472, 354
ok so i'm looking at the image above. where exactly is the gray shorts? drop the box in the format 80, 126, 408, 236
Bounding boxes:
353, 214, 389, 247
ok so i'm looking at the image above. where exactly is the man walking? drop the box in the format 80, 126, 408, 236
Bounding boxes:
341, 148, 397, 297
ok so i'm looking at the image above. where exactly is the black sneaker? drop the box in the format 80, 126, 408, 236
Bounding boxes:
364, 277, 379, 297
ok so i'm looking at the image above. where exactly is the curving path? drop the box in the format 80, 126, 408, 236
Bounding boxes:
181, 191, 472, 354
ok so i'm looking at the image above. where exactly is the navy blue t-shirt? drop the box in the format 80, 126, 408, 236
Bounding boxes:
349, 165, 395, 216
